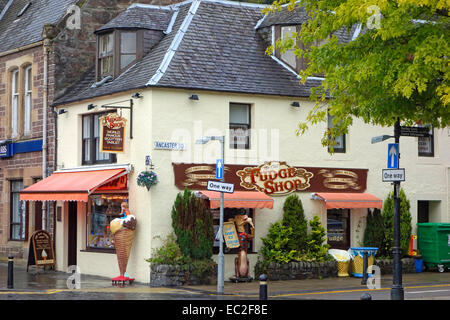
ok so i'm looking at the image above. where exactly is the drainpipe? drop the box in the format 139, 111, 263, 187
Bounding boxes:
42, 35, 50, 231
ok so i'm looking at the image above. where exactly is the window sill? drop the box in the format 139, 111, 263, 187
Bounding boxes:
81, 248, 116, 254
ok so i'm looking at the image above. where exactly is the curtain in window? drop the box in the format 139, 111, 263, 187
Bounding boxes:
11, 69, 19, 138
24, 66, 32, 136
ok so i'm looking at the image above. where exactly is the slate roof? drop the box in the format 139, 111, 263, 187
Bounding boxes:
0, 0, 77, 53
257, 5, 309, 28
53, 0, 346, 106
95, 5, 173, 33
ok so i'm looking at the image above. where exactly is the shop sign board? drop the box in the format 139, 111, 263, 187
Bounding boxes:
0, 142, 12, 158
382, 169, 405, 182
27, 230, 56, 272
206, 180, 234, 194
173, 162, 368, 196
99, 113, 127, 153
223, 222, 239, 248
154, 141, 186, 151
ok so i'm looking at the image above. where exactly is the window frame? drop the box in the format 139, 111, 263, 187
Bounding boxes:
229, 103, 251, 150
327, 112, 346, 153
418, 126, 434, 157
98, 32, 115, 79
11, 68, 19, 138
10, 180, 27, 241
24, 65, 32, 136
82, 111, 117, 165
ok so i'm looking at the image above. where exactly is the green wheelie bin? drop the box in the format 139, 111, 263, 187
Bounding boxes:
417, 223, 450, 272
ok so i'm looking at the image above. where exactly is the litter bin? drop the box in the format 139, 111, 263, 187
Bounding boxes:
417, 223, 450, 272
349, 247, 378, 278
328, 249, 351, 277
414, 255, 423, 273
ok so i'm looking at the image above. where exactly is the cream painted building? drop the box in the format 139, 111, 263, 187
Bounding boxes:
20, 0, 449, 283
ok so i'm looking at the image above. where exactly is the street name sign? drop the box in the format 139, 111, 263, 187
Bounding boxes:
207, 180, 234, 193
400, 126, 430, 137
382, 169, 405, 182
387, 143, 399, 169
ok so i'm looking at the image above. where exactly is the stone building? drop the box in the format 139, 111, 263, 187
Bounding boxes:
0, 0, 179, 258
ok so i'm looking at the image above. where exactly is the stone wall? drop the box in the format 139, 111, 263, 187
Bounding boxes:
256, 261, 339, 281
374, 258, 416, 275
150, 264, 218, 287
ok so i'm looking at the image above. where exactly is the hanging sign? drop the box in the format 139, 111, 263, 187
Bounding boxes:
27, 230, 56, 273
99, 113, 127, 153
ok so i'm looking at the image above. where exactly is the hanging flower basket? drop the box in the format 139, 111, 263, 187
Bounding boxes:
137, 170, 158, 190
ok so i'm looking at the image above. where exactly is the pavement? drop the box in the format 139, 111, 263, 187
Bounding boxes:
1, 257, 450, 300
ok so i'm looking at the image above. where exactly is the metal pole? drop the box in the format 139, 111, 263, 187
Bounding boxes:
259, 274, 268, 300
217, 136, 225, 295
361, 251, 368, 285
391, 118, 404, 300
7, 254, 14, 289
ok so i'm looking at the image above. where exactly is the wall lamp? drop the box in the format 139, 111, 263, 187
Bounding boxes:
87, 104, 96, 110
58, 109, 67, 115
291, 102, 300, 107
189, 94, 199, 101
132, 92, 143, 99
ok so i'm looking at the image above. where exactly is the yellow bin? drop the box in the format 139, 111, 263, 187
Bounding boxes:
328, 249, 351, 277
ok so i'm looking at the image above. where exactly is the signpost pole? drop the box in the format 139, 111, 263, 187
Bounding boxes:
391, 118, 404, 300
218, 136, 225, 295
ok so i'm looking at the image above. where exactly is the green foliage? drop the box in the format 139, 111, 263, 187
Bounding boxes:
305, 215, 331, 262
260, 222, 298, 263
146, 233, 186, 265
171, 188, 214, 260
265, 0, 449, 151
281, 194, 308, 253
363, 208, 385, 249
379, 189, 413, 258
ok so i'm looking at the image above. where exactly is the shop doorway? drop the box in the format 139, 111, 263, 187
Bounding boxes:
68, 202, 77, 267
418, 201, 429, 223
327, 209, 350, 250
34, 201, 42, 231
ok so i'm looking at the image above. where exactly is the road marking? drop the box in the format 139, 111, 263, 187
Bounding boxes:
408, 289, 450, 294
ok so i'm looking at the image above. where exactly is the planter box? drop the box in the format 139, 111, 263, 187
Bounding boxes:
150, 263, 217, 287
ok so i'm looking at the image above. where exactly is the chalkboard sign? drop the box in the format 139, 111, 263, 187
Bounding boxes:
27, 230, 56, 273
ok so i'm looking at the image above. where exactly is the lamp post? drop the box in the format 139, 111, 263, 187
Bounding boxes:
196, 135, 225, 295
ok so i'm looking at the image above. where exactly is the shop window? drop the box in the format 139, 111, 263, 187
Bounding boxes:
327, 112, 346, 153
229, 103, 251, 149
327, 209, 350, 250
418, 126, 434, 157
82, 112, 117, 165
87, 195, 128, 250
10, 180, 26, 241
213, 208, 255, 254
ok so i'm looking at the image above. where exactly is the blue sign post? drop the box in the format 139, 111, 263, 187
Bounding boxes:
216, 159, 224, 180
387, 143, 399, 169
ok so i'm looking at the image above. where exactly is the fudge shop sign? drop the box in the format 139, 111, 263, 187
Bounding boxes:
100, 113, 127, 153
173, 162, 368, 196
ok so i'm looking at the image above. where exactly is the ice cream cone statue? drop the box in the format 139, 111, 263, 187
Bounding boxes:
110, 202, 137, 285
229, 212, 255, 282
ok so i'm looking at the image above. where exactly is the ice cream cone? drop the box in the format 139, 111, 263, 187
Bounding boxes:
114, 228, 136, 275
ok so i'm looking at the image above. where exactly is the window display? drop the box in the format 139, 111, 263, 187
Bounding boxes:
87, 195, 128, 249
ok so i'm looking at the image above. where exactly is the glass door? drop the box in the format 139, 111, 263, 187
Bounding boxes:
327, 209, 350, 250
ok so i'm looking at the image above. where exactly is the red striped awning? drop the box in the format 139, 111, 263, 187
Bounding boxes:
313, 192, 383, 209
198, 191, 274, 209
20, 168, 127, 202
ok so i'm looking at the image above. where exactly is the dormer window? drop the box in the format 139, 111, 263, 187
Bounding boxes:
96, 30, 142, 81
280, 26, 297, 69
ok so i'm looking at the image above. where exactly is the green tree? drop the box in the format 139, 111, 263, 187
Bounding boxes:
281, 194, 308, 253
380, 189, 412, 257
363, 208, 385, 250
171, 188, 214, 260
265, 0, 449, 150
260, 222, 298, 263
306, 216, 331, 261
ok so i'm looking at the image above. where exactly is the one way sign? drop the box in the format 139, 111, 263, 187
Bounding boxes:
387, 143, 399, 169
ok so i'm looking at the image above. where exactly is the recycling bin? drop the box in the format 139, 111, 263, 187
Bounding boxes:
417, 223, 450, 272
349, 247, 378, 277
328, 249, 351, 277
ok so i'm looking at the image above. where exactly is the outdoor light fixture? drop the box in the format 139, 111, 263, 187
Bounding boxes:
189, 94, 199, 101
132, 92, 143, 99
291, 102, 300, 107
87, 104, 96, 110
58, 109, 67, 115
